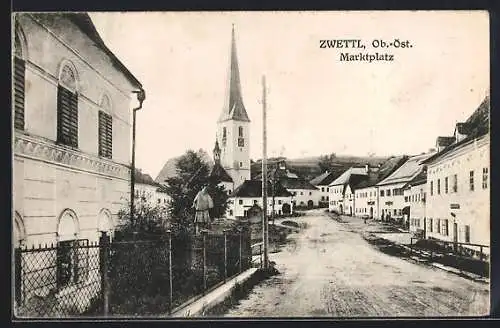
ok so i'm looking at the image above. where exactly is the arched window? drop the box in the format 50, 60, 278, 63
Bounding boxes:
13, 25, 27, 130
222, 127, 227, 146
57, 61, 79, 148
98, 208, 114, 240
14, 211, 26, 248
98, 94, 113, 158
56, 209, 80, 287
237, 126, 244, 147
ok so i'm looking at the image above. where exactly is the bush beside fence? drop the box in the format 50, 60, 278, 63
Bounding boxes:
14, 228, 254, 318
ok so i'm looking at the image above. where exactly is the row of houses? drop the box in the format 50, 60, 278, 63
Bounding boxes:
321, 96, 489, 250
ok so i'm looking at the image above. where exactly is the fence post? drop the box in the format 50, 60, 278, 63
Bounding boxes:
202, 231, 207, 293
480, 246, 483, 261
409, 238, 413, 258
223, 230, 227, 282
239, 230, 243, 273
15, 247, 22, 307
168, 230, 173, 314
260, 244, 263, 268
99, 232, 110, 317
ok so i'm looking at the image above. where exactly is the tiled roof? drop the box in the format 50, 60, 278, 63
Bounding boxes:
231, 180, 293, 198
436, 136, 455, 148
376, 153, 432, 186
68, 13, 142, 88
328, 167, 367, 186
155, 152, 214, 184
209, 162, 233, 183
310, 171, 340, 186
403, 170, 427, 189
455, 122, 473, 135
423, 96, 490, 165
280, 177, 318, 190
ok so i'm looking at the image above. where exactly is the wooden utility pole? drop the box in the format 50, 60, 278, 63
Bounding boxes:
262, 75, 269, 270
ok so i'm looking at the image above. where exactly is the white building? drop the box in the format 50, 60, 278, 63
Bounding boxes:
281, 178, 320, 209
354, 178, 379, 219
310, 171, 338, 207
328, 167, 368, 215
422, 96, 489, 253
134, 169, 170, 210
376, 153, 433, 224
12, 13, 142, 313
13, 13, 143, 249
403, 172, 427, 233
226, 180, 294, 219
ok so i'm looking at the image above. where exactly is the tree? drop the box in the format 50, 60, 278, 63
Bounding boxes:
164, 150, 228, 233
318, 153, 337, 172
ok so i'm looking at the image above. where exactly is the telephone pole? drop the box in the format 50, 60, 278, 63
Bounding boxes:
261, 75, 269, 270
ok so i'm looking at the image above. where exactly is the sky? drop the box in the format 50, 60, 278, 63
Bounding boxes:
89, 11, 489, 179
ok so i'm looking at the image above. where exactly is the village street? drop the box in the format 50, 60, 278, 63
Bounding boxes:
224, 209, 489, 317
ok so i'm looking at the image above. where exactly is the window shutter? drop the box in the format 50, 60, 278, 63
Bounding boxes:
13, 57, 25, 130
57, 85, 78, 147
98, 111, 113, 159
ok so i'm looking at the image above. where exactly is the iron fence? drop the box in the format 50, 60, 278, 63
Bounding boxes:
14, 228, 254, 318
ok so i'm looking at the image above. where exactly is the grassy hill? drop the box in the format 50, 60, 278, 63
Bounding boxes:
251, 155, 391, 181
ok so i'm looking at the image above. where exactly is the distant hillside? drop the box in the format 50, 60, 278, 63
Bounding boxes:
251, 155, 391, 181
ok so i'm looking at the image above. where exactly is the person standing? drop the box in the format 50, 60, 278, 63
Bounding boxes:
192, 185, 214, 234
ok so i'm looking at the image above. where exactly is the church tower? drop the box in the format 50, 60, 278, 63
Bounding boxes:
217, 25, 251, 188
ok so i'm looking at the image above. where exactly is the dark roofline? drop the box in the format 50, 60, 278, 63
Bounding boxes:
68, 13, 142, 89
421, 133, 488, 165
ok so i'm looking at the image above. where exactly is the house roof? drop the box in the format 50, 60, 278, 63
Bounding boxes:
310, 171, 340, 186
209, 162, 233, 183
155, 152, 214, 184
218, 26, 250, 123
402, 170, 427, 189
436, 136, 455, 148
135, 169, 161, 187
280, 177, 319, 190
231, 180, 293, 198
328, 167, 367, 186
376, 153, 432, 186
67, 13, 142, 88
423, 96, 490, 165
455, 122, 473, 135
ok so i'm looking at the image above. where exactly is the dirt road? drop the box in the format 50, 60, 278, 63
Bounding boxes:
224, 210, 489, 317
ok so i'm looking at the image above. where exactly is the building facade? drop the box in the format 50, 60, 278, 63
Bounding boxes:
13, 13, 143, 249
226, 180, 294, 219
328, 167, 368, 214
354, 186, 379, 219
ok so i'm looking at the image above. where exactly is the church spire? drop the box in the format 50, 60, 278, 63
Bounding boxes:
218, 25, 250, 123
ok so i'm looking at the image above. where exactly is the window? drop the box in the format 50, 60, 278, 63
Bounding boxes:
13, 53, 25, 130
469, 170, 474, 191
430, 181, 434, 196
404, 196, 408, 202
445, 177, 448, 194
238, 137, 244, 147
453, 174, 458, 193
464, 225, 470, 243
278, 200, 282, 205
309, 191, 312, 196
222, 127, 227, 146
429, 218, 433, 232
158, 199, 161, 204
380, 190, 385, 197
437, 179, 440, 195
98, 110, 112, 158
57, 64, 79, 148
238, 126, 243, 137
436, 219, 441, 234
238, 199, 243, 205
300, 192, 303, 195
482, 168, 488, 189
254, 200, 258, 204
327, 188, 329, 192
239, 162, 243, 167
393, 209, 397, 216
229, 210, 233, 216
387, 190, 391, 196
442, 219, 448, 236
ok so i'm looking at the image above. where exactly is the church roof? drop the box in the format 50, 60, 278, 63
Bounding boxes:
209, 162, 233, 183
218, 26, 250, 123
